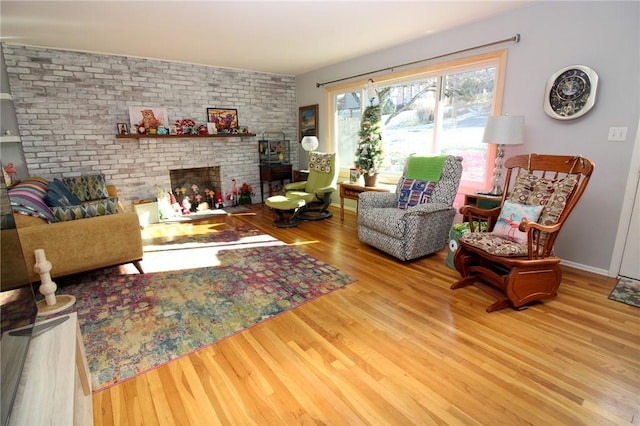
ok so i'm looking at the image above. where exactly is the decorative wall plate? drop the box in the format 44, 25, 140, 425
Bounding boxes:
544, 65, 598, 120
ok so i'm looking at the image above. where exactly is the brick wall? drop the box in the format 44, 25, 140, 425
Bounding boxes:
2, 44, 297, 210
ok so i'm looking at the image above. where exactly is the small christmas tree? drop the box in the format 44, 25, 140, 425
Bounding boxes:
354, 102, 383, 177
355, 79, 384, 179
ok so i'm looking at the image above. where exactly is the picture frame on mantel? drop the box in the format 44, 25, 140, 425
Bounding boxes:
128, 107, 169, 131
207, 108, 238, 133
299, 104, 318, 141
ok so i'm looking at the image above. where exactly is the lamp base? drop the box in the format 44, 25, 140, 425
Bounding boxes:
477, 185, 504, 197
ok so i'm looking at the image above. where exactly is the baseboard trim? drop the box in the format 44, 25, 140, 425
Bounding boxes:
560, 259, 610, 277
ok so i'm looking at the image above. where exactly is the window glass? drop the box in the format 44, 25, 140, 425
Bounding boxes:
335, 91, 362, 174
329, 52, 504, 193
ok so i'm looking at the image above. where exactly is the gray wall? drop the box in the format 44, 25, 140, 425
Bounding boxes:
296, 1, 639, 273
2, 45, 297, 207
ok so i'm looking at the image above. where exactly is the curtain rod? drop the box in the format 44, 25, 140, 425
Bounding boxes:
316, 34, 520, 88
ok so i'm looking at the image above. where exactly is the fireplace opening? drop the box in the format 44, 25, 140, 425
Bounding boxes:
169, 166, 222, 212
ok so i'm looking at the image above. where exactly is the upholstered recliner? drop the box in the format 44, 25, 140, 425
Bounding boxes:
358, 155, 463, 261
265, 152, 338, 227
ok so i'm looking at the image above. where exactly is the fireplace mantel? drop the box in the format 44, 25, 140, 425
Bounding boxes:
115, 133, 256, 139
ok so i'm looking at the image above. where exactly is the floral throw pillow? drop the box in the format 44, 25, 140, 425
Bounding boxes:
397, 178, 436, 210
492, 200, 544, 244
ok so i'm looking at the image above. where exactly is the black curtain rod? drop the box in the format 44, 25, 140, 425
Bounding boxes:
316, 34, 520, 88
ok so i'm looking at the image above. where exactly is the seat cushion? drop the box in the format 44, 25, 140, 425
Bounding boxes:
265, 195, 305, 211
359, 207, 406, 238
460, 232, 529, 257
527, 176, 577, 226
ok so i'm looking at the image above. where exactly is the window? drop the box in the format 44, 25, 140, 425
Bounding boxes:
328, 50, 507, 193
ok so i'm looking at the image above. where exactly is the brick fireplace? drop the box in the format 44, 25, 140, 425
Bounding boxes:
170, 166, 221, 210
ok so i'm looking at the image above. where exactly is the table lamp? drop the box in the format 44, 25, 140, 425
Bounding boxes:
301, 135, 319, 152
480, 115, 524, 196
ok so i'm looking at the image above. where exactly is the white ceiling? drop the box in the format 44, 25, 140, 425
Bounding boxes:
0, 1, 532, 76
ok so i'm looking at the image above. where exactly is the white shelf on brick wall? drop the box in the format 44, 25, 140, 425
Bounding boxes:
116, 133, 256, 139
0, 136, 21, 143
1, 92, 21, 144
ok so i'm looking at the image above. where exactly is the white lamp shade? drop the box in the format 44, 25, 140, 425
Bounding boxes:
301, 136, 319, 152
482, 115, 525, 145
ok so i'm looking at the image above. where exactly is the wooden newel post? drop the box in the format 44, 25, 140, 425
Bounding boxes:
33, 248, 57, 306
33, 248, 76, 314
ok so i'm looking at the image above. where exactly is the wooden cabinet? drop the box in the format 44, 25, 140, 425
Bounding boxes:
260, 164, 292, 202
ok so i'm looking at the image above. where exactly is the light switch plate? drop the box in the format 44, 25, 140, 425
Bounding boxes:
608, 127, 628, 141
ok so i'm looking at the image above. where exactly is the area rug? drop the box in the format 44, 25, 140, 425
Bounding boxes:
53, 226, 355, 392
608, 277, 640, 308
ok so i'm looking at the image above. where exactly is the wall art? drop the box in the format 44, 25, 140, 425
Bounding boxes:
299, 104, 318, 140
129, 107, 169, 130
207, 108, 238, 132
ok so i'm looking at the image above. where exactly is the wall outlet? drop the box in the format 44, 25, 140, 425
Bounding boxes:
608, 127, 628, 141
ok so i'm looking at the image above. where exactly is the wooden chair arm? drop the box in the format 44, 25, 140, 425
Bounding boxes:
519, 220, 563, 259
459, 205, 501, 232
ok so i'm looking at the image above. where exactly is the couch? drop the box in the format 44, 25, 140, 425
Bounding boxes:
8, 175, 143, 282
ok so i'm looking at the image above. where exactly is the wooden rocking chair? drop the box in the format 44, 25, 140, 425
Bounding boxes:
451, 154, 594, 312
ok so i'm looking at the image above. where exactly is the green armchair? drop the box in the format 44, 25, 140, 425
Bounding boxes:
265, 152, 338, 227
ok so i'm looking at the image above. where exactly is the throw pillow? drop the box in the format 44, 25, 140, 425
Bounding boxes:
44, 180, 83, 207
49, 197, 119, 222
62, 174, 109, 202
492, 200, 544, 244
397, 178, 436, 210
8, 180, 55, 223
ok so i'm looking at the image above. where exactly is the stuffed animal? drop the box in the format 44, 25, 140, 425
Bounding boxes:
139, 109, 161, 130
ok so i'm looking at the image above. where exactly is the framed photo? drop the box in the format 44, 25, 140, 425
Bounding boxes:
299, 104, 318, 140
207, 108, 238, 133
129, 107, 169, 130
168, 125, 178, 136
117, 123, 129, 135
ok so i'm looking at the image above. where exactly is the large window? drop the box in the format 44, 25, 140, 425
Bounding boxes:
329, 50, 507, 193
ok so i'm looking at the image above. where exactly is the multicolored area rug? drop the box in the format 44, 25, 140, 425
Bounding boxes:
608, 277, 640, 308
53, 226, 355, 392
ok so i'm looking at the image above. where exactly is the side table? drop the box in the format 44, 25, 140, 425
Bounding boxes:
463, 192, 502, 210
260, 163, 292, 203
339, 181, 393, 220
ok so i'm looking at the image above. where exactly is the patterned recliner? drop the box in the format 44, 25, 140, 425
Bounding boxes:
358, 155, 463, 261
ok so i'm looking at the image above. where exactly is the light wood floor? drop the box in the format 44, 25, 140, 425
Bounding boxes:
93, 204, 639, 425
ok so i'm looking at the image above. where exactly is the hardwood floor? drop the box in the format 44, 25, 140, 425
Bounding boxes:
93, 204, 639, 425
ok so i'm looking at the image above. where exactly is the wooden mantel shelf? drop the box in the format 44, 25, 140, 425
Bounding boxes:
116, 133, 256, 139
